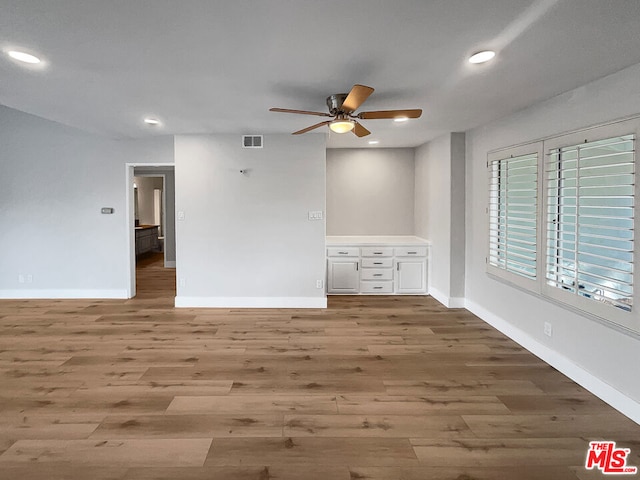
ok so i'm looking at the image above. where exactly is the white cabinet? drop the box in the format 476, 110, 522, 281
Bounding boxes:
327, 259, 360, 293
326, 237, 428, 295
360, 245, 393, 294
396, 260, 427, 293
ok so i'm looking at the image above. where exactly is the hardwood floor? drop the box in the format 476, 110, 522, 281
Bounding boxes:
0, 254, 638, 479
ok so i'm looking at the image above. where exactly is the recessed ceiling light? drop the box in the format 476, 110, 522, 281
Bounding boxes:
7, 50, 41, 64
143, 117, 160, 126
394, 117, 409, 123
368, 140, 379, 145
469, 50, 496, 64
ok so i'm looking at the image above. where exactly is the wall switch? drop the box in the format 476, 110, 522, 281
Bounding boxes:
177, 211, 185, 221
179, 277, 186, 287
18, 274, 25, 284
544, 322, 553, 337
308, 210, 323, 221
316, 279, 324, 289
26, 274, 33, 284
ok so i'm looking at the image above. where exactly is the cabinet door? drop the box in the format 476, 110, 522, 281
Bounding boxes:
396, 260, 426, 294
327, 259, 360, 293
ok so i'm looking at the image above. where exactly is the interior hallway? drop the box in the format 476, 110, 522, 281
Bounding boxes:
0, 256, 638, 479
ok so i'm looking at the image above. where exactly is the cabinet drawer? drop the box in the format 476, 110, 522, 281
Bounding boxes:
362, 257, 393, 268
360, 281, 393, 293
327, 247, 360, 257
395, 246, 427, 257
361, 246, 394, 257
361, 268, 393, 281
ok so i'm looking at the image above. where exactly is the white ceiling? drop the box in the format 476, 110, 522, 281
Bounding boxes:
2, 0, 640, 148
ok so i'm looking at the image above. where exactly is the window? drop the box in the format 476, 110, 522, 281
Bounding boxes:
544, 130, 636, 324
488, 144, 541, 289
488, 118, 639, 333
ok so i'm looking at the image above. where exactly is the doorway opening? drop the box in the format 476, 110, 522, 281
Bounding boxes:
126, 164, 176, 298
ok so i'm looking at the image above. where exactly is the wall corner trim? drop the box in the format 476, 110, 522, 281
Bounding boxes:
465, 298, 640, 425
174, 296, 327, 309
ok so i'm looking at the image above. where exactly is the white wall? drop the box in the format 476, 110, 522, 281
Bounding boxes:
0, 106, 174, 298
465, 62, 640, 417
414, 135, 452, 303
326, 148, 415, 235
414, 133, 465, 306
174, 134, 326, 308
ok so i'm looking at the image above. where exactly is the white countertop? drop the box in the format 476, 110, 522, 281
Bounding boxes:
326, 235, 429, 245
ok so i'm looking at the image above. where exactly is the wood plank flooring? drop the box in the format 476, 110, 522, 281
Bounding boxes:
0, 253, 638, 479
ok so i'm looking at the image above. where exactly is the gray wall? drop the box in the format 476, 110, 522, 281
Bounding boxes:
466, 62, 640, 406
326, 148, 415, 235
134, 176, 163, 227
414, 133, 465, 305
174, 134, 326, 306
0, 106, 174, 297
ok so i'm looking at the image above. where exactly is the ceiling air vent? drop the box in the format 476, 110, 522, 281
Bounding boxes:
242, 135, 263, 148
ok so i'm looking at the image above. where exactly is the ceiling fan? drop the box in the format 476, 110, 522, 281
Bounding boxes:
269, 84, 422, 137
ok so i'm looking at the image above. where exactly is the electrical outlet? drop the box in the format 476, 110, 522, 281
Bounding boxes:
177, 211, 185, 221
18, 274, 25, 284
544, 322, 553, 337
26, 274, 33, 284
308, 210, 323, 221
179, 278, 186, 287
316, 279, 324, 289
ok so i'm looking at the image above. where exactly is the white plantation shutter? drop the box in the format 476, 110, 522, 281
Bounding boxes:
545, 134, 635, 312
488, 150, 539, 284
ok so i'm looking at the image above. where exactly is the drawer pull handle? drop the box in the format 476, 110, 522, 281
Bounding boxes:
338, 251, 349, 255
407, 251, 417, 254
356, 263, 359, 271
373, 286, 383, 289
373, 262, 383, 265
373, 274, 383, 277
373, 252, 383, 255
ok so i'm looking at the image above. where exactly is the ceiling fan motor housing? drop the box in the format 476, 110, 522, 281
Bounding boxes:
326, 93, 349, 115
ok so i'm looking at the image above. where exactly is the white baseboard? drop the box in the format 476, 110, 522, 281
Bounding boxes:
164, 261, 176, 268
429, 287, 466, 308
0, 289, 129, 299
175, 296, 327, 309
465, 299, 640, 425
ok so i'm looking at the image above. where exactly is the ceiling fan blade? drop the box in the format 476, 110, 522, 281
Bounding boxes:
292, 121, 332, 135
341, 84, 375, 113
270, 108, 332, 117
352, 121, 371, 137
358, 109, 422, 120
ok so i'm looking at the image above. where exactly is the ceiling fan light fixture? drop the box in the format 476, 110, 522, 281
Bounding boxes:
394, 117, 409, 123
469, 50, 496, 64
329, 119, 355, 134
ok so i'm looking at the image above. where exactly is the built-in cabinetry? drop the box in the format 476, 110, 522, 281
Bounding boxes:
327, 236, 428, 295
135, 225, 159, 257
